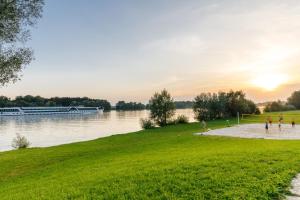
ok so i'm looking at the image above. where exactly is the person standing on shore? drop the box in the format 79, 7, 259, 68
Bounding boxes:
265, 121, 269, 133
278, 114, 283, 131
268, 116, 273, 126
278, 120, 282, 131
292, 118, 296, 128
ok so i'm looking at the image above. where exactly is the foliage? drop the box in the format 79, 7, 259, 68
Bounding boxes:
176, 115, 189, 124
264, 100, 296, 112
11, 133, 30, 149
0, 0, 44, 85
288, 91, 300, 109
116, 101, 146, 111
1, 118, 300, 199
149, 89, 175, 126
193, 90, 260, 121
140, 118, 155, 129
0, 95, 112, 111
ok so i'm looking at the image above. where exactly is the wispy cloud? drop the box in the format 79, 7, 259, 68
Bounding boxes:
142, 35, 205, 55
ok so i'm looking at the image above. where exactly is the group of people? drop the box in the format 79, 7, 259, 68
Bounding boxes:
265, 114, 296, 133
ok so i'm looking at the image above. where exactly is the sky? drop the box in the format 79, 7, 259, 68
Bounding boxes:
1, 0, 300, 104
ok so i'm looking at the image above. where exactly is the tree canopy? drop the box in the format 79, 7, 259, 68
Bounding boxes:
149, 89, 175, 126
288, 91, 300, 109
0, 0, 44, 85
193, 90, 260, 121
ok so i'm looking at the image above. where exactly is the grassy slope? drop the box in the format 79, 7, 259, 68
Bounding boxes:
1, 119, 300, 199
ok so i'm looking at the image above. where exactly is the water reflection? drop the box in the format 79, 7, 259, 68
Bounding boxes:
0, 109, 194, 151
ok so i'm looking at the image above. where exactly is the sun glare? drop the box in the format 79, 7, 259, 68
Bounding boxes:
251, 74, 288, 91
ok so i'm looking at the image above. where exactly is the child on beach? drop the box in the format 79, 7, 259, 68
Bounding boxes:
268, 116, 273, 126
278, 114, 283, 131
292, 119, 296, 128
278, 120, 282, 131
265, 121, 269, 133
279, 114, 283, 123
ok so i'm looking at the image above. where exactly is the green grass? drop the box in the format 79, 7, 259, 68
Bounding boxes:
1, 116, 300, 199
242, 110, 300, 124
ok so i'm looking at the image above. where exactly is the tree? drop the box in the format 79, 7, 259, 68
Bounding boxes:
0, 0, 44, 85
264, 100, 296, 112
0, 95, 10, 107
193, 93, 226, 121
288, 91, 300, 109
149, 89, 175, 126
193, 91, 259, 121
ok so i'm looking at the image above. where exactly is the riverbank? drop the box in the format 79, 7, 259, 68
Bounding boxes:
1, 120, 300, 199
0, 109, 195, 151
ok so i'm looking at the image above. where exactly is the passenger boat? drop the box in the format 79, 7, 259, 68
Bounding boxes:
0, 107, 103, 116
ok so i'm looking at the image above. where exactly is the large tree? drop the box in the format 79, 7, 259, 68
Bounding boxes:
288, 91, 300, 109
0, 0, 44, 85
193, 90, 259, 121
149, 89, 175, 126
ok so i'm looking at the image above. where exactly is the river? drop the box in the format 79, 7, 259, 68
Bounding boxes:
0, 109, 195, 151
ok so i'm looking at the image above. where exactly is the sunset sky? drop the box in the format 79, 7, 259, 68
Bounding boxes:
1, 0, 300, 103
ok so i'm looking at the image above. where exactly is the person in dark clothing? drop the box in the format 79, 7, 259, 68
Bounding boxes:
265, 121, 269, 133
292, 119, 296, 128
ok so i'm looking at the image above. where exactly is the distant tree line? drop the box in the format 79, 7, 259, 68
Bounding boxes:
115, 101, 146, 111
174, 101, 194, 109
264, 101, 296, 112
263, 90, 300, 112
0, 95, 111, 111
114, 100, 194, 111
193, 91, 260, 121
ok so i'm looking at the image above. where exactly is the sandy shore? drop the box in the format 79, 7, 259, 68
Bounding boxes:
198, 124, 300, 140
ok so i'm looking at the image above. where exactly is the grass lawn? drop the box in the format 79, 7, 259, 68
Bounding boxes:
242, 110, 300, 124
1, 116, 300, 199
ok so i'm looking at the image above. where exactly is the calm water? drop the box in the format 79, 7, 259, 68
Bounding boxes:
0, 109, 195, 151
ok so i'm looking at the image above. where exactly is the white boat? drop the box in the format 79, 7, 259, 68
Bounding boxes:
0, 107, 103, 116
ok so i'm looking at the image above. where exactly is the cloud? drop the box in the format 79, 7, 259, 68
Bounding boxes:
142, 35, 205, 55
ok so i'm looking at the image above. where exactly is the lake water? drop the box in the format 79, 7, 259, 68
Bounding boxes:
0, 109, 195, 151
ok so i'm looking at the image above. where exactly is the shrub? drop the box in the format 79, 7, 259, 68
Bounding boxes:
12, 133, 30, 149
140, 118, 155, 129
176, 115, 189, 124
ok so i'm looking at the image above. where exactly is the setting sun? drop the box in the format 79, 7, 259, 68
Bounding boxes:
251, 74, 288, 91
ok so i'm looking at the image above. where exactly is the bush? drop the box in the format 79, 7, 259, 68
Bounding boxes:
140, 118, 155, 129
12, 133, 30, 149
176, 115, 189, 124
